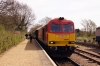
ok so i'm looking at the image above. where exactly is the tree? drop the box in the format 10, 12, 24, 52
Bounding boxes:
38, 16, 51, 27
0, 0, 35, 31
29, 17, 51, 33
29, 24, 42, 33
81, 19, 97, 36
75, 29, 80, 36
0, 0, 15, 30
15, 3, 35, 31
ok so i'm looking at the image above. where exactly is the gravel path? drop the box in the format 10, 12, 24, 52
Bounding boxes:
0, 39, 42, 66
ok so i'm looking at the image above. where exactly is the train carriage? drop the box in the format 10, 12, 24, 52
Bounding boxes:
36, 17, 76, 57
96, 27, 100, 45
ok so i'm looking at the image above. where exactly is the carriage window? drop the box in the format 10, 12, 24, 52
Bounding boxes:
50, 24, 61, 32
62, 24, 73, 32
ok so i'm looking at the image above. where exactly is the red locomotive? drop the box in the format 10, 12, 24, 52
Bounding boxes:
35, 17, 76, 57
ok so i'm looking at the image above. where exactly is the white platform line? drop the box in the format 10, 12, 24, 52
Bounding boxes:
35, 39, 57, 66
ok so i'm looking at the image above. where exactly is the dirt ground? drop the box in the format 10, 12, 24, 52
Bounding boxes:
0, 39, 42, 66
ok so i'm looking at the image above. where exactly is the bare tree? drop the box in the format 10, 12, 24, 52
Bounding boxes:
29, 24, 42, 33
88, 19, 97, 35
14, 3, 36, 31
81, 19, 97, 36
38, 16, 51, 27
0, 0, 35, 31
29, 17, 51, 33
0, 0, 15, 29
9, 0, 35, 31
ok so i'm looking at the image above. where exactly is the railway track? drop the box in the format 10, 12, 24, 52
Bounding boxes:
36, 39, 80, 66
75, 48, 100, 65
53, 57, 80, 66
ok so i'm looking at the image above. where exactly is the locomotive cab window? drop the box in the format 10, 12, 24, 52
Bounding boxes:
62, 24, 73, 32
50, 24, 61, 32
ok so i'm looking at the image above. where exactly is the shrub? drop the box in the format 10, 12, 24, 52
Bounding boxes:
0, 25, 25, 53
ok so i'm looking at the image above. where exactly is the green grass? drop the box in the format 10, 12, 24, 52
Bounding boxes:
76, 36, 97, 44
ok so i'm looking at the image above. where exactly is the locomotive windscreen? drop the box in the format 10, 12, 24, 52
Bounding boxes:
50, 24, 73, 32
62, 24, 73, 32
50, 24, 61, 32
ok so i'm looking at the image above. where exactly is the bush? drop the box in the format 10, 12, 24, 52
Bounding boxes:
0, 25, 25, 53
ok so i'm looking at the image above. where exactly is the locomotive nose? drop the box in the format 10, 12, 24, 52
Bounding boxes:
55, 34, 69, 41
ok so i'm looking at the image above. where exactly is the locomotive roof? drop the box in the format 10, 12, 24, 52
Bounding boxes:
96, 27, 100, 29
37, 17, 73, 30
48, 17, 73, 24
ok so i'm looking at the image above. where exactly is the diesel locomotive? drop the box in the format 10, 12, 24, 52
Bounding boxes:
35, 17, 76, 57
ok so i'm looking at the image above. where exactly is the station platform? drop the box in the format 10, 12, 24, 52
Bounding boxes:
0, 39, 57, 66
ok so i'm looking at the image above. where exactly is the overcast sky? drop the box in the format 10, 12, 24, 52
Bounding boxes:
17, 0, 100, 30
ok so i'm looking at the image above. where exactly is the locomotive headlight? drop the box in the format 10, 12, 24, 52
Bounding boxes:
49, 41, 55, 44
51, 42, 53, 44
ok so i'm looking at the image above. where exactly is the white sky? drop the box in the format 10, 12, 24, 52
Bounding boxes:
17, 0, 100, 29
